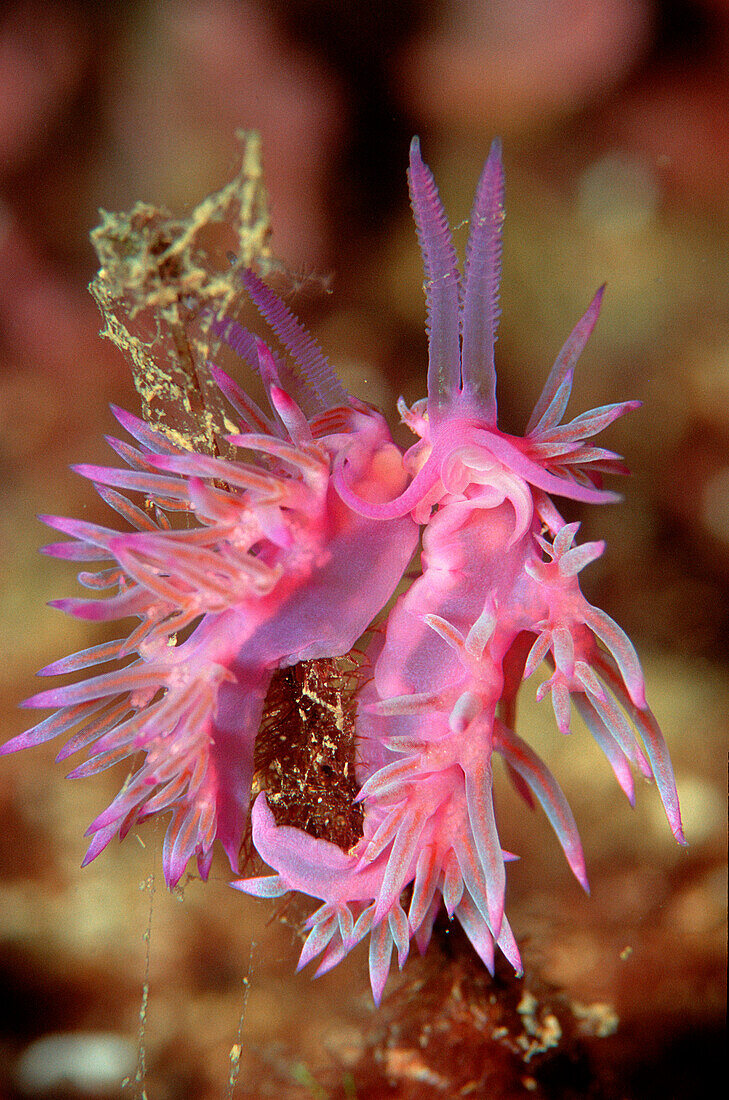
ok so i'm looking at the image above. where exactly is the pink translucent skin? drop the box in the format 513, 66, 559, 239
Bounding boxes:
5, 138, 685, 1006
235, 139, 686, 1004
4, 282, 418, 886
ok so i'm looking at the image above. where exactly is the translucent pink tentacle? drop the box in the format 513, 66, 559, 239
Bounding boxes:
407, 137, 461, 415
242, 270, 349, 412
460, 137, 504, 421
526, 285, 605, 435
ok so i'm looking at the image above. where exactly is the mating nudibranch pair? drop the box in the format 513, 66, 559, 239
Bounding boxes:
5, 139, 685, 1004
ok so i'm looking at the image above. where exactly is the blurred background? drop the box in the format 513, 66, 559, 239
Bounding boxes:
0, 1, 726, 1097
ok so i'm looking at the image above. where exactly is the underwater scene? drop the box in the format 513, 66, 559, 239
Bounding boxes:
0, 2, 726, 1097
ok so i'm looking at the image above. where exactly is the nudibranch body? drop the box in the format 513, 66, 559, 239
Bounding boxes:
6, 138, 684, 1004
